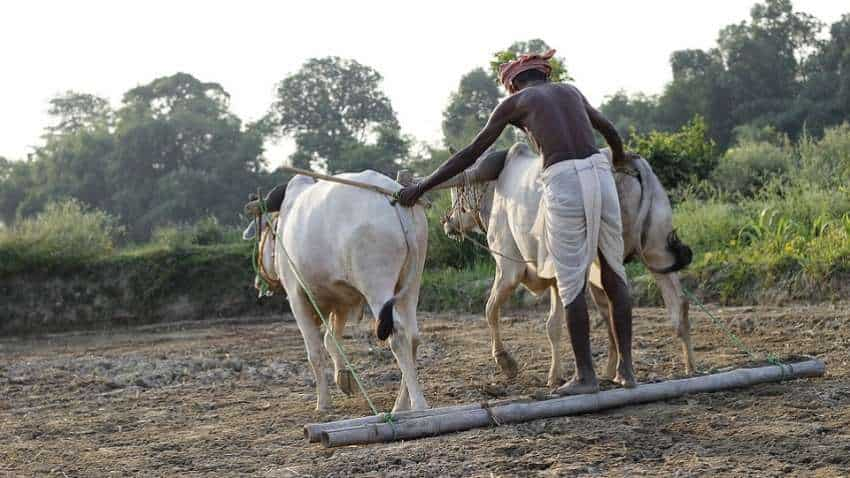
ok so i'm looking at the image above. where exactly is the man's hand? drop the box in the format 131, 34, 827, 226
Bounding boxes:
395, 183, 423, 207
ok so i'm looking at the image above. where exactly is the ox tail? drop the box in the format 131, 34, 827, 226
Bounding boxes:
377, 298, 396, 341
650, 229, 693, 274
631, 156, 655, 249
376, 203, 423, 341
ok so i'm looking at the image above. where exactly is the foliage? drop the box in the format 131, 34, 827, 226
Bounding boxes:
420, 262, 496, 313
441, 68, 511, 149
711, 140, 794, 196
599, 91, 663, 140
269, 56, 406, 174
0, 199, 122, 275
601, 1, 849, 150
1, 73, 277, 241
627, 117, 718, 190
45, 91, 113, 136
151, 216, 241, 250
798, 123, 850, 189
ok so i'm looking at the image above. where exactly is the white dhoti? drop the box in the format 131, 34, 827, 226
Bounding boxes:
532, 153, 628, 306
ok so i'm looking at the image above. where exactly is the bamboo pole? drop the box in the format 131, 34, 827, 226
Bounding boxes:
277, 165, 431, 207
320, 359, 825, 447
304, 403, 484, 442
305, 397, 531, 442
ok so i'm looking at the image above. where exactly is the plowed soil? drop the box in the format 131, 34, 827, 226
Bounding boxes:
2, 304, 848, 477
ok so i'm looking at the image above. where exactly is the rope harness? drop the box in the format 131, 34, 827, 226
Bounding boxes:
255, 214, 285, 295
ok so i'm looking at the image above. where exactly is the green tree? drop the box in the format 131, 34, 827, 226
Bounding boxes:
108, 73, 266, 238
795, 14, 850, 136
442, 68, 506, 149
0, 157, 35, 226
717, 0, 822, 137
46, 91, 113, 136
600, 91, 664, 140
270, 57, 405, 174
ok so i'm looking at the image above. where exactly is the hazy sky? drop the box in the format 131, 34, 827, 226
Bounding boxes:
1, 1, 847, 165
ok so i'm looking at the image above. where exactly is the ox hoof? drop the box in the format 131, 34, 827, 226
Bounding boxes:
546, 374, 565, 389
336, 369, 355, 396
494, 351, 519, 379
614, 368, 637, 389
603, 359, 618, 380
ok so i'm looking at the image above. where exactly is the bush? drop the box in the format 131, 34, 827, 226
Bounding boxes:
420, 262, 496, 312
711, 141, 794, 196
151, 216, 242, 250
673, 198, 748, 254
0, 199, 122, 275
628, 116, 718, 190
798, 123, 850, 189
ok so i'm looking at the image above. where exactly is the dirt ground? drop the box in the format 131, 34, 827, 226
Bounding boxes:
1, 303, 849, 477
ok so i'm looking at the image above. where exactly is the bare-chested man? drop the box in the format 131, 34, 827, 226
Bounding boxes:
396, 49, 636, 395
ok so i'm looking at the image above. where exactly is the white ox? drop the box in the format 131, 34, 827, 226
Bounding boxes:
257, 171, 429, 412
442, 143, 696, 386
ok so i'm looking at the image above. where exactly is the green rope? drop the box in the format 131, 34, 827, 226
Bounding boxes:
682, 286, 786, 371
256, 194, 396, 425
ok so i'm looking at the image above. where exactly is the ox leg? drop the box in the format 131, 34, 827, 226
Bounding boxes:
290, 292, 332, 411
652, 271, 696, 374
388, 309, 428, 412
546, 286, 566, 387
589, 283, 619, 379
486, 271, 520, 379
367, 295, 428, 413
390, 334, 420, 412
325, 307, 355, 396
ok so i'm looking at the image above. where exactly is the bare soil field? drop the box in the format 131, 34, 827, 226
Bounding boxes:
1, 303, 849, 477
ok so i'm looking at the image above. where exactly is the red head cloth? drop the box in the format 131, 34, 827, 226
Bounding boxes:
498, 49, 556, 93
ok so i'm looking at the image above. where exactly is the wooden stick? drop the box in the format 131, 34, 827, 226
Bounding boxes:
305, 397, 531, 442
277, 165, 431, 207
320, 359, 825, 447
304, 403, 484, 442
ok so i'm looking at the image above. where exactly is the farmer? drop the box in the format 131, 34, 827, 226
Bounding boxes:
396, 49, 636, 395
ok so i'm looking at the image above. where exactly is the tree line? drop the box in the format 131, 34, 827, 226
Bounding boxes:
0, 0, 847, 241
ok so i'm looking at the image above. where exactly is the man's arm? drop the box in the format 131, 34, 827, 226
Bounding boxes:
583, 94, 625, 165
396, 96, 521, 205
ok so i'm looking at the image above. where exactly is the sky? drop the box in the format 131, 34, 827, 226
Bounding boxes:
1, 0, 847, 166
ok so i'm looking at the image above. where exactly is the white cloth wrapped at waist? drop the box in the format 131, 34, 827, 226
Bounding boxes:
531, 152, 628, 305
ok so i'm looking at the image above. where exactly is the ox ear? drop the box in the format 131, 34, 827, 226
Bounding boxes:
242, 220, 257, 240
396, 169, 414, 186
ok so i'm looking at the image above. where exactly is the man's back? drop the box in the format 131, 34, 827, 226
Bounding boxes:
511, 83, 600, 169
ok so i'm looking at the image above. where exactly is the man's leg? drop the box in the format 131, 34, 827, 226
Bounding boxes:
555, 280, 600, 395
598, 252, 636, 388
